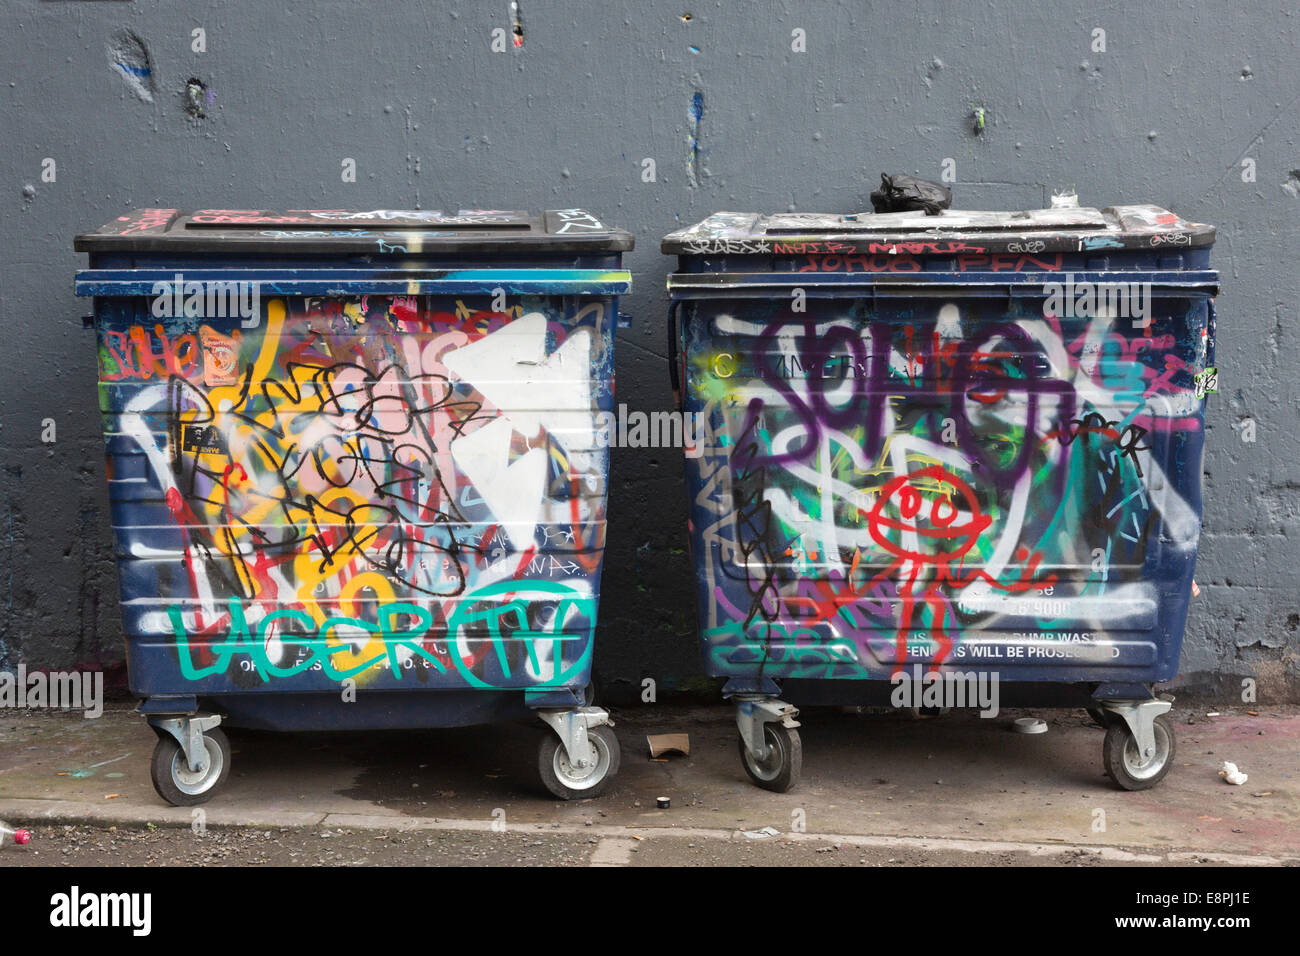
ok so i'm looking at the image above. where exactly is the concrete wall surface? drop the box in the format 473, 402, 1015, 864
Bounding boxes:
1, 0, 1296, 701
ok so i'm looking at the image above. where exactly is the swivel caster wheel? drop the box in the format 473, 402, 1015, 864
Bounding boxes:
150, 726, 231, 807
538, 724, 620, 800
738, 723, 802, 793
1103, 713, 1175, 790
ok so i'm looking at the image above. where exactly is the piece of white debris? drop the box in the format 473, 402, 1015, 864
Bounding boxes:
1219, 761, 1248, 785
742, 826, 781, 839
1012, 717, 1048, 734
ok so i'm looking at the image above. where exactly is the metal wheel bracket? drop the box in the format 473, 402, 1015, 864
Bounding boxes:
1099, 698, 1171, 761
735, 696, 799, 760
150, 714, 223, 774
538, 707, 611, 772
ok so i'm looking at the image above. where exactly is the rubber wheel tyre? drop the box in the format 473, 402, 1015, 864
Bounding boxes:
1086, 706, 1114, 729
1103, 713, 1175, 791
738, 724, 802, 793
150, 727, 232, 807
538, 724, 620, 800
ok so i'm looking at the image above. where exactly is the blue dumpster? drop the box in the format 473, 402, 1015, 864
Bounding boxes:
76, 208, 632, 803
663, 202, 1218, 792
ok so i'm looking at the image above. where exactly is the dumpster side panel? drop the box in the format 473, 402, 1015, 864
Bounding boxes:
98, 291, 616, 703
681, 285, 1212, 688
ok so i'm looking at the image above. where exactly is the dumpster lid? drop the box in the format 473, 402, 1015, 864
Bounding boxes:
661, 204, 1214, 254
75, 208, 634, 254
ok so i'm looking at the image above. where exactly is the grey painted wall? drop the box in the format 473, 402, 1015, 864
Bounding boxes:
2, 0, 1297, 700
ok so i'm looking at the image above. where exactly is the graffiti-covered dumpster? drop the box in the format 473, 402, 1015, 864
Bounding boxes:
663, 202, 1218, 792
75, 208, 632, 804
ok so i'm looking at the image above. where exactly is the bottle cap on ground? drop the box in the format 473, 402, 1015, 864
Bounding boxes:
13, 829, 30, 844
1012, 717, 1048, 734
656, 796, 670, 809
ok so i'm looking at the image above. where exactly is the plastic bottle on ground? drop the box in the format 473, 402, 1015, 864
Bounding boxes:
0, 821, 31, 848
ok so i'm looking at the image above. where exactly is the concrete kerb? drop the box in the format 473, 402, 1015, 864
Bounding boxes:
1, 798, 1291, 866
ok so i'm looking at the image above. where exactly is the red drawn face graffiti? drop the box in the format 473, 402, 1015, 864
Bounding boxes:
867, 466, 991, 564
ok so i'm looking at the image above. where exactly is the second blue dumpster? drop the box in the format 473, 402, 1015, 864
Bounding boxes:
664, 201, 1218, 792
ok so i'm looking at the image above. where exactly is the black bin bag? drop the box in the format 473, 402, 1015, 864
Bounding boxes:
869, 172, 952, 215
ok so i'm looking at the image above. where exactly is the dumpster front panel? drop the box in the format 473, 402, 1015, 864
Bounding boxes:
96, 291, 617, 699
679, 282, 1213, 687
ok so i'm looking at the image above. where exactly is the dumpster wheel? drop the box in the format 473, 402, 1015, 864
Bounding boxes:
738, 724, 802, 793
1103, 713, 1175, 790
150, 727, 231, 807
539, 724, 620, 800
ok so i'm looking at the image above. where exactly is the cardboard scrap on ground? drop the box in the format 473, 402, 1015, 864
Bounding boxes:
646, 733, 691, 758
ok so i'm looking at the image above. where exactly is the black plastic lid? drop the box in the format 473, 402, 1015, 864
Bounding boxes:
76, 208, 634, 254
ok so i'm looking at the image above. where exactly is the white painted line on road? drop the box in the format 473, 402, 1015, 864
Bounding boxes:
589, 838, 635, 866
